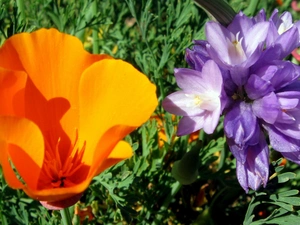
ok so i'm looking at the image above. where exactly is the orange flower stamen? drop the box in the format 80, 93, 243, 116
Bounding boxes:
40, 130, 86, 189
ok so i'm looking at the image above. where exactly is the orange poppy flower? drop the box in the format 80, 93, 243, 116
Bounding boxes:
0, 28, 157, 210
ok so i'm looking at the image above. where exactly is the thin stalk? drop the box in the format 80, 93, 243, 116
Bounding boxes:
16, 0, 26, 23
141, 125, 149, 157
243, 0, 259, 16
92, 0, 99, 54
60, 207, 72, 225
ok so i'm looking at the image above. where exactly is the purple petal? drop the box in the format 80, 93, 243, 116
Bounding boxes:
201, 60, 223, 92
252, 92, 280, 124
162, 91, 205, 116
245, 74, 274, 100
175, 61, 223, 94
236, 135, 269, 192
236, 131, 269, 192
253, 61, 300, 91
276, 110, 297, 124
222, 69, 238, 96
294, 21, 300, 43
244, 22, 269, 56
227, 12, 254, 37
266, 20, 280, 46
174, 68, 203, 91
203, 105, 221, 134
224, 101, 258, 145
185, 40, 210, 70
177, 115, 205, 136
255, 64, 278, 81
254, 9, 267, 23
272, 62, 300, 90
277, 91, 300, 109
273, 26, 299, 59
226, 137, 248, 163
280, 151, 300, 165
253, 45, 282, 65
227, 122, 260, 163
205, 21, 234, 66
272, 121, 300, 140
265, 124, 300, 152
278, 79, 300, 92
269, 9, 280, 26
177, 107, 221, 136
229, 66, 249, 86
273, 92, 300, 138
279, 11, 293, 30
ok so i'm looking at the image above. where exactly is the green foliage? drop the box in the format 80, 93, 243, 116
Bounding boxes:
1, 0, 300, 225
244, 159, 300, 225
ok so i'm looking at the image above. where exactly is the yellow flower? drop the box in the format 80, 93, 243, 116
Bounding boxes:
0, 28, 157, 210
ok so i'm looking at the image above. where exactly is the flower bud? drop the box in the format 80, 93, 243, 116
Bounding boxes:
172, 146, 200, 185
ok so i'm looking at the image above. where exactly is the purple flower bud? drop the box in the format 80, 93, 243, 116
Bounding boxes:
236, 131, 269, 192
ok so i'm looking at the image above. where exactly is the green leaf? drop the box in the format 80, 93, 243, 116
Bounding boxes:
278, 190, 300, 197
277, 172, 296, 183
269, 201, 294, 212
269, 195, 300, 206
254, 214, 300, 225
194, 0, 236, 26
243, 199, 261, 225
275, 165, 284, 173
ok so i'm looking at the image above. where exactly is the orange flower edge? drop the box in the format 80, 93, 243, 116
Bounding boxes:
0, 28, 158, 209
40, 193, 83, 210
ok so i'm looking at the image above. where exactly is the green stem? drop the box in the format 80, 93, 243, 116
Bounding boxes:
16, 0, 26, 23
243, 0, 259, 16
153, 181, 182, 224
60, 207, 72, 225
141, 125, 149, 157
92, 0, 99, 54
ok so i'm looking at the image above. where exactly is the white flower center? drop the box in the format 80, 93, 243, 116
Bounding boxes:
185, 93, 219, 111
227, 32, 247, 65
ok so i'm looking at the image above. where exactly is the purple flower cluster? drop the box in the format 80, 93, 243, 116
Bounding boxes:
163, 9, 300, 192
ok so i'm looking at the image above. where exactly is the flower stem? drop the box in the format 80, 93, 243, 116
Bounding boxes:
92, 0, 99, 54
16, 0, 26, 23
243, 0, 259, 16
60, 207, 72, 225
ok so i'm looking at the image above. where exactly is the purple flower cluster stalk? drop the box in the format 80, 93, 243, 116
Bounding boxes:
163, 9, 300, 192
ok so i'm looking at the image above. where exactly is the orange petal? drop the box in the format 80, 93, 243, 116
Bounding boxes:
79, 59, 157, 165
0, 67, 27, 116
40, 193, 82, 210
25, 141, 132, 203
0, 141, 23, 188
94, 140, 133, 176
0, 29, 111, 157
0, 116, 44, 189
23, 178, 91, 202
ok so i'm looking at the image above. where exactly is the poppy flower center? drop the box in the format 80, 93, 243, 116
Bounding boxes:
38, 131, 87, 189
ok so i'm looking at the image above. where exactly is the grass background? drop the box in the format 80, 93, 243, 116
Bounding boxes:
1, 0, 300, 224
